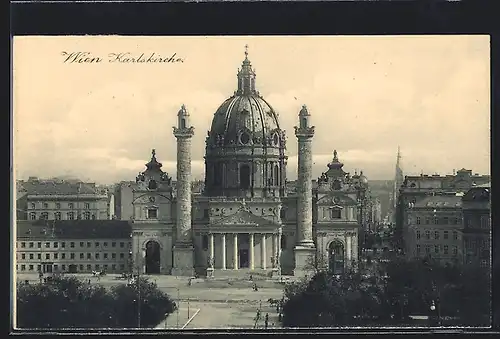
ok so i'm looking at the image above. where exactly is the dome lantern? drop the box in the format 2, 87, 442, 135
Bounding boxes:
236, 44, 257, 96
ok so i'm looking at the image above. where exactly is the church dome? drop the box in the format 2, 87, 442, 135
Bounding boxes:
204, 46, 287, 198
208, 95, 282, 148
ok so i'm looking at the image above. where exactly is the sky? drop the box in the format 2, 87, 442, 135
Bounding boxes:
13, 36, 490, 184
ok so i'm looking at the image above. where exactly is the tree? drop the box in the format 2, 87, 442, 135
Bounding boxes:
16, 276, 176, 329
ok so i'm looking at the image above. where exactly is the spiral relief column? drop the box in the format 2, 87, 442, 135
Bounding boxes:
172, 104, 195, 276
293, 105, 316, 277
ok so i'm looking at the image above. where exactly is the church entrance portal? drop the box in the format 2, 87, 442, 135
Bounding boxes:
145, 241, 161, 274
239, 249, 249, 268
328, 241, 345, 275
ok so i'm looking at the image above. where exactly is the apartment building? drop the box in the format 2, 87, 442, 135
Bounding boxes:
16, 220, 132, 274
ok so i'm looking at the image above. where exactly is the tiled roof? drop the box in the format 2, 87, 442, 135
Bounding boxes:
24, 181, 99, 195
413, 195, 463, 208
16, 220, 132, 240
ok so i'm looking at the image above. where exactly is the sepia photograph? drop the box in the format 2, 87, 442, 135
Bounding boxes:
12, 35, 491, 330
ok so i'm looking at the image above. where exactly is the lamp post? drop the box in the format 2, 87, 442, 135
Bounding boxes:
176, 287, 180, 328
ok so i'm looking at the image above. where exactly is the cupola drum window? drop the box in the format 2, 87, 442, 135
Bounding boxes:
240, 164, 251, 190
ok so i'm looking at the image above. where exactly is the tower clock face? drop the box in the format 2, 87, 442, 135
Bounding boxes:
148, 180, 158, 190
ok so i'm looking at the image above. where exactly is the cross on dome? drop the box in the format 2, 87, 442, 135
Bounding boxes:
244, 44, 249, 58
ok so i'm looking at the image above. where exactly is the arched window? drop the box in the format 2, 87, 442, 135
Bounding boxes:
301, 117, 307, 128
83, 211, 91, 220
67, 212, 74, 220
181, 118, 186, 129
274, 164, 279, 186
213, 163, 221, 185
55, 212, 61, 220
29, 212, 36, 220
148, 179, 158, 190
240, 164, 250, 190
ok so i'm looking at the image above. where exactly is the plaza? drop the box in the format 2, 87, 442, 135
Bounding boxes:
16, 272, 285, 329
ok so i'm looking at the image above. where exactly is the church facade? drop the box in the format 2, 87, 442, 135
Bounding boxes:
127, 50, 365, 277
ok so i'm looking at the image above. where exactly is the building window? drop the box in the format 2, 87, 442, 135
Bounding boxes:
425, 245, 431, 254
240, 164, 251, 190
87, 253, 91, 259
434, 217, 439, 225
84, 211, 91, 220
104, 264, 108, 271
84, 203, 90, 209
103, 242, 108, 247
480, 216, 490, 229
43, 203, 48, 209
416, 217, 421, 225
62, 264, 66, 271
56, 203, 61, 209
434, 231, 439, 240
443, 231, 449, 239
21, 265, 26, 271
453, 231, 458, 240
87, 264, 92, 271
87, 242, 91, 248
120, 253, 125, 259
41, 212, 49, 220
69, 203, 74, 209
55, 212, 61, 220
30, 212, 36, 220
45, 242, 50, 248
54, 242, 58, 248
61, 253, 66, 259
120, 242, 125, 248
21, 242, 26, 248
120, 264, 125, 271
147, 208, 158, 219
434, 245, 439, 254
104, 253, 108, 259
45, 254, 50, 260
112, 264, 116, 271
112, 242, 116, 248
37, 264, 41, 271
425, 218, 431, 225
202, 235, 209, 251
80, 253, 84, 259
21, 254, 26, 259
70, 253, 75, 259
54, 264, 59, 271
425, 230, 430, 240
112, 253, 116, 259
38, 254, 41, 259
416, 245, 421, 255
95, 242, 100, 247
29, 253, 34, 259
70, 242, 75, 248
79, 264, 83, 271
416, 231, 421, 240
331, 208, 341, 219
443, 245, 449, 255
37, 242, 41, 248
61, 242, 65, 248
54, 253, 58, 259
31, 203, 36, 209
80, 242, 84, 247
29, 264, 34, 271
95, 253, 100, 259
68, 212, 75, 220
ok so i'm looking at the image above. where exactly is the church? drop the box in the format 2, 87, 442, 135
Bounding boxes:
126, 48, 367, 277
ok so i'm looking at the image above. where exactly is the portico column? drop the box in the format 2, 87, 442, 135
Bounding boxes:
209, 233, 214, 265
233, 233, 238, 270
346, 234, 352, 262
221, 233, 226, 270
249, 233, 255, 270
272, 233, 278, 266
261, 234, 267, 269
277, 231, 282, 264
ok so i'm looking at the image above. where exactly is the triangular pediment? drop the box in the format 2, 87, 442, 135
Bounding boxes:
317, 193, 357, 206
212, 208, 274, 226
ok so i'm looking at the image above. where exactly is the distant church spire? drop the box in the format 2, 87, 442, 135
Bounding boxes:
236, 44, 257, 96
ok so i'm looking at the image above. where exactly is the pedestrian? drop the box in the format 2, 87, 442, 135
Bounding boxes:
264, 313, 269, 329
